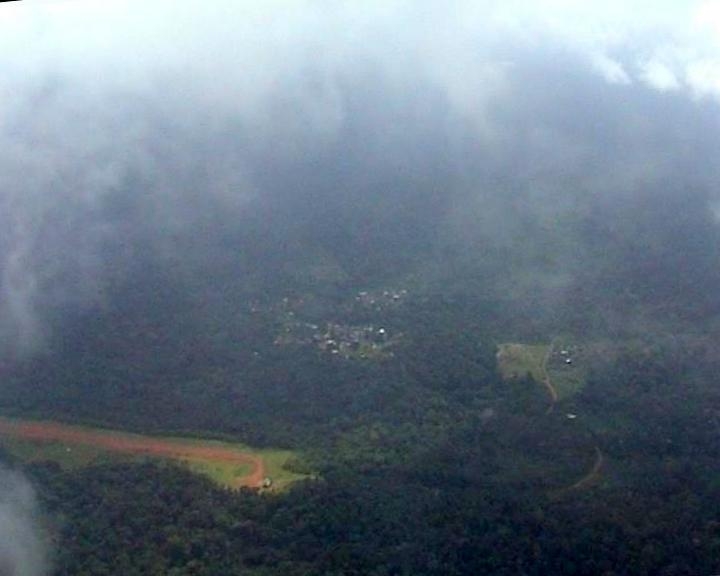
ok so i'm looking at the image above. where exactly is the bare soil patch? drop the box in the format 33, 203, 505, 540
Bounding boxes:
0, 418, 266, 488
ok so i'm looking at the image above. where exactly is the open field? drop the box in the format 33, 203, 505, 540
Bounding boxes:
545, 338, 588, 400
497, 342, 558, 411
496, 343, 549, 382
498, 340, 587, 401
547, 366, 586, 400
0, 417, 309, 491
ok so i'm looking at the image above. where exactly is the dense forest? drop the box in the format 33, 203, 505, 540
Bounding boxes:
13, 334, 720, 575
4, 216, 720, 574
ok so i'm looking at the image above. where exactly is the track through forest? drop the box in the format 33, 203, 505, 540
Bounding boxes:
0, 418, 266, 488
541, 339, 604, 494
567, 446, 604, 491
541, 339, 560, 414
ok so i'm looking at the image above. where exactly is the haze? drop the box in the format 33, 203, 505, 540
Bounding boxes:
0, 0, 718, 356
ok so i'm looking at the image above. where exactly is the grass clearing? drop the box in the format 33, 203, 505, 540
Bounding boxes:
545, 338, 588, 400
257, 448, 311, 490
547, 367, 586, 399
497, 343, 549, 382
498, 341, 587, 401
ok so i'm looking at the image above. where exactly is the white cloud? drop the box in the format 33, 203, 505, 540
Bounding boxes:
591, 53, 632, 85
639, 59, 680, 91
3, 0, 720, 105
695, 0, 720, 37
686, 58, 720, 99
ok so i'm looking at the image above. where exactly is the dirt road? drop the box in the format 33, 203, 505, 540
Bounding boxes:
0, 418, 266, 488
566, 446, 604, 491
541, 340, 604, 493
541, 339, 559, 413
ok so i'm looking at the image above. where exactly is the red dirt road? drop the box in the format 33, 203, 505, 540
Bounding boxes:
0, 418, 266, 488
566, 446, 604, 491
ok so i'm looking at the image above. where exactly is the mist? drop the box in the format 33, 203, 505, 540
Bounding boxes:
2, 0, 720, 358
0, 467, 49, 576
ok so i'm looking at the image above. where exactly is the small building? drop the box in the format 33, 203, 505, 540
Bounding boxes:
262, 477, 273, 489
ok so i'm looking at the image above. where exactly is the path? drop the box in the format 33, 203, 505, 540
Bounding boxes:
566, 446, 604, 491
0, 418, 266, 488
541, 338, 559, 413
541, 339, 604, 493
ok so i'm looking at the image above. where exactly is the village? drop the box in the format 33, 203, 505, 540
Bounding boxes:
275, 318, 401, 360
271, 288, 408, 360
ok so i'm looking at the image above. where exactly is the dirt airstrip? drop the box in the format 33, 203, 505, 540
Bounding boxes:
0, 418, 266, 488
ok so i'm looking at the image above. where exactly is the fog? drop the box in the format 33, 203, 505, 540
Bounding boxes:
0, 467, 49, 576
2, 0, 720, 357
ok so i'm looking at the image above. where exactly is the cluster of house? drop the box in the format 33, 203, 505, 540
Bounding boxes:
266, 288, 409, 360
559, 349, 573, 365
274, 318, 397, 360
315, 322, 393, 358
355, 288, 408, 310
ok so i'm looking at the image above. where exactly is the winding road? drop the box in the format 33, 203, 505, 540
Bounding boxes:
541, 339, 560, 413
540, 340, 605, 494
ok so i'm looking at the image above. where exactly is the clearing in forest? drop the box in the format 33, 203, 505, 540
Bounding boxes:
498, 340, 587, 402
0, 417, 309, 491
544, 339, 587, 400
497, 343, 549, 382
497, 342, 558, 409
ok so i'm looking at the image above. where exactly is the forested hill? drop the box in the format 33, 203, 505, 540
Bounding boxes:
5, 175, 720, 573
3, 158, 720, 443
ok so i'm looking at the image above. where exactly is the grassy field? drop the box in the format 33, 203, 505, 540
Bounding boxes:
547, 365, 586, 399
497, 341, 587, 401
0, 418, 310, 491
496, 343, 549, 382
545, 338, 588, 400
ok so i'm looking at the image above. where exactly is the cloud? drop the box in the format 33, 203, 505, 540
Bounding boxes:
695, 0, 720, 37
639, 59, 680, 91
0, 467, 49, 576
686, 58, 720, 100
591, 53, 632, 84
0, 1, 720, 357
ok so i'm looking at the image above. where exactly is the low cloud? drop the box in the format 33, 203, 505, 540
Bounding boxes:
591, 53, 632, 84
0, 467, 49, 576
0, 1, 720, 356
639, 59, 680, 92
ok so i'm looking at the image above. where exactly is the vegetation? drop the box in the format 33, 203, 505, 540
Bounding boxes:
497, 343, 549, 382
2, 159, 720, 574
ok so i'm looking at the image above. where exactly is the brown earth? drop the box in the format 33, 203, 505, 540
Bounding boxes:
0, 418, 266, 488
566, 446, 604, 491
541, 339, 559, 413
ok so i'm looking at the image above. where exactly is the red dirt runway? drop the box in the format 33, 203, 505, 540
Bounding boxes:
0, 418, 266, 488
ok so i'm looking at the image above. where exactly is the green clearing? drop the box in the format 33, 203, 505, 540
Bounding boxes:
497, 341, 587, 401
547, 365, 586, 400
180, 458, 254, 487
496, 343, 549, 382
0, 420, 310, 491
160, 435, 311, 490
544, 338, 588, 400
